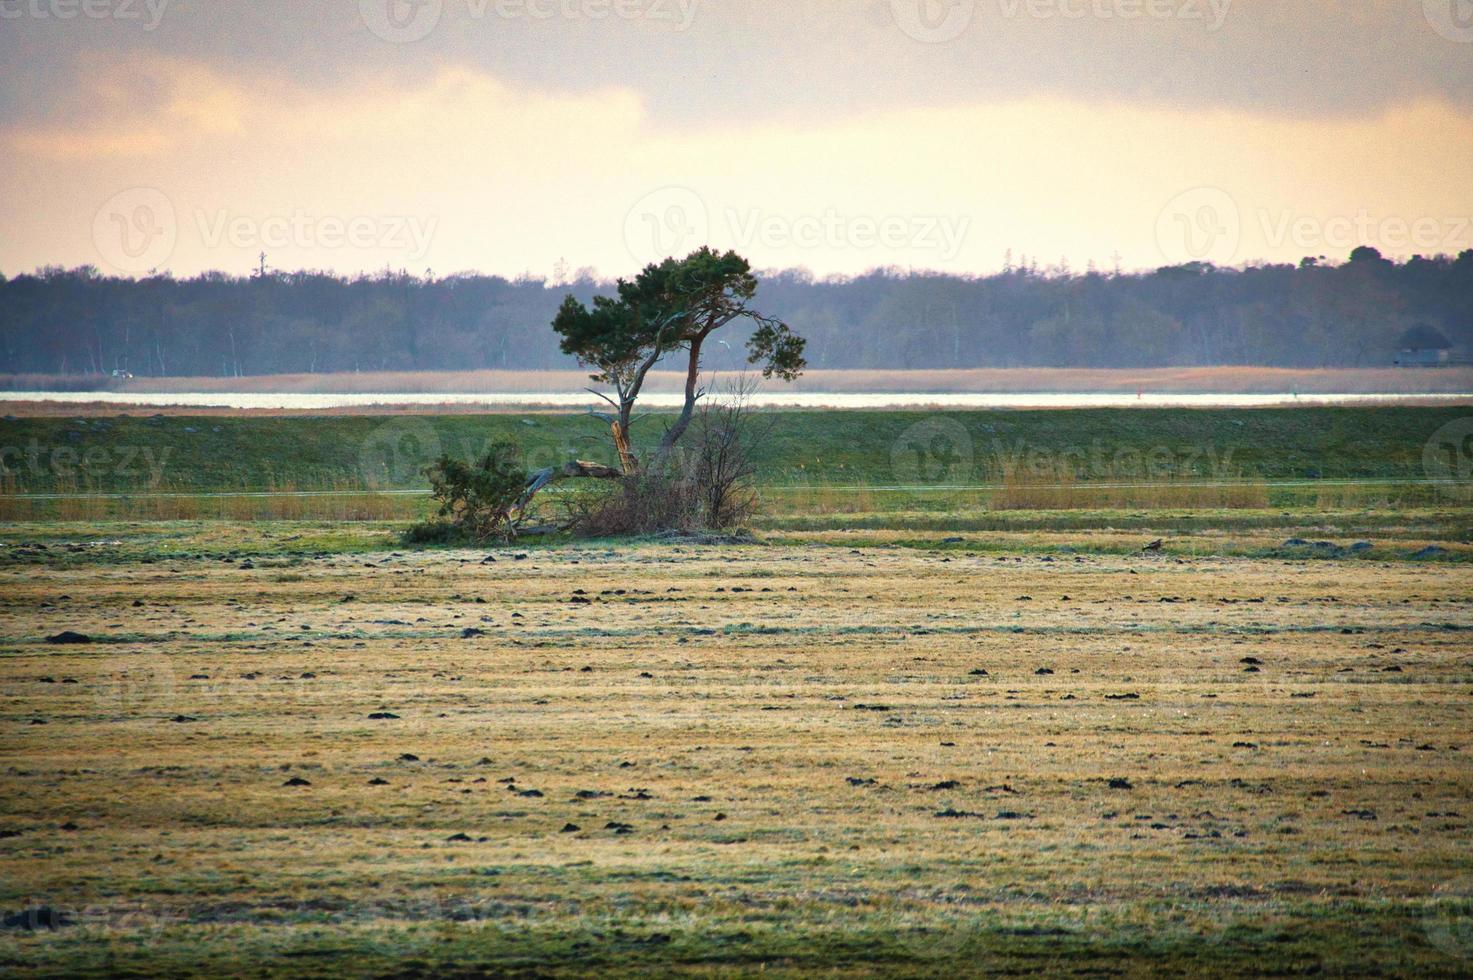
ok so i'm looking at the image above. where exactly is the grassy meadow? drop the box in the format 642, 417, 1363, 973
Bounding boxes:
1, 406, 1467, 490
2, 404, 1472, 975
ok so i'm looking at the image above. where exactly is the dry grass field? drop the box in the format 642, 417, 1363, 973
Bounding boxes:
2, 528, 1472, 976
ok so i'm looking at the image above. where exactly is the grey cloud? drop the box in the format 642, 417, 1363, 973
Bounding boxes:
0, 0, 1468, 132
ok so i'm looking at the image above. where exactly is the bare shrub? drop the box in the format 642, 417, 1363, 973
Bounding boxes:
686, 375, 767, 529
562, 469, 698, 538
566, 376, 768, 537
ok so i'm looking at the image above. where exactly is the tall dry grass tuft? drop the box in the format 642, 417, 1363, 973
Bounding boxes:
0, 481, 428, 523
763, 483, 879, 516
18, 365, 1471, 397
992, 462, 1269, 510
52, 478, 108, 521
1313, 483, 1384, 510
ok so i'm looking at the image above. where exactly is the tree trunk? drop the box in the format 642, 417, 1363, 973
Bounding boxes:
611, 417, 637, 475
654, 338, 705, 465
509, 459, 622, 526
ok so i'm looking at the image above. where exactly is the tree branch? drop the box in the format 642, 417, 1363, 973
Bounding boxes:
585, 387, 620, 411
510, 459, 623, 526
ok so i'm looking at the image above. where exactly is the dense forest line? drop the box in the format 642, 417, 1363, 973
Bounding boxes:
2, 248, 1469, 378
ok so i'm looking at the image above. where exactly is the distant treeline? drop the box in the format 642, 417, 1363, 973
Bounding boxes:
2, 248, 1469, 377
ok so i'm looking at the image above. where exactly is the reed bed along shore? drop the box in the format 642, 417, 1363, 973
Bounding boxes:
5, 365, 1473, 398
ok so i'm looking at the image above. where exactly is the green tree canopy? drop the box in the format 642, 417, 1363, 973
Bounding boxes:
552, 247, 805, 472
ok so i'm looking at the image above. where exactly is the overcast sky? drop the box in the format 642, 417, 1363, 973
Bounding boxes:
2, 0, 1471, 279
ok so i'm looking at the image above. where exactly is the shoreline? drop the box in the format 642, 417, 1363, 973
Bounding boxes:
5, 365, 1473, 398
3, 390, 1472, 417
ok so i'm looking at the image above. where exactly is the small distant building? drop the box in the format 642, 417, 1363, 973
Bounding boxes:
1394, 324, 1454, 367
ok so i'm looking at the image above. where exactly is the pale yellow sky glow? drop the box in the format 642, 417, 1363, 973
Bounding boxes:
2, 1, 1471, 278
